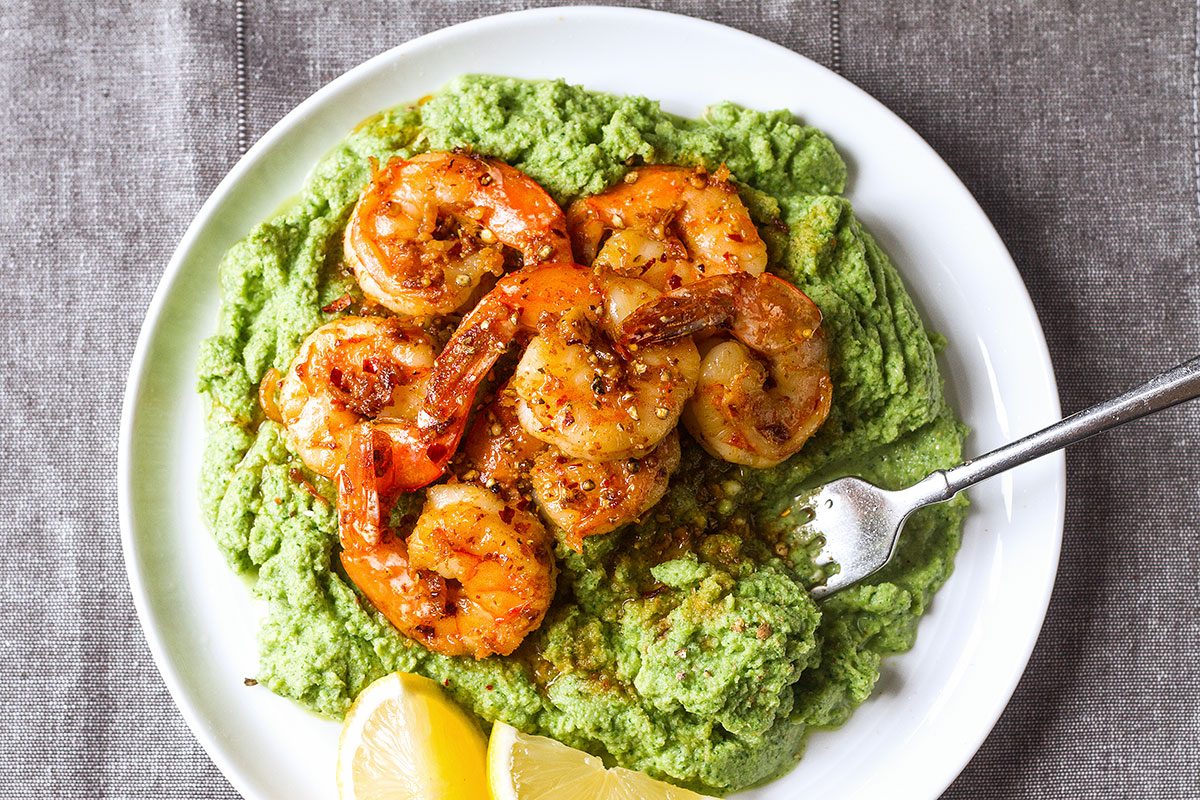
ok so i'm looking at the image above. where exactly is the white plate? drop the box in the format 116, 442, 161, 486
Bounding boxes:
119, 7, 1064, 799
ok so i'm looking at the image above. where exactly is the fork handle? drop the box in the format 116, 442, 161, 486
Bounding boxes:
924, 354, 1200, 501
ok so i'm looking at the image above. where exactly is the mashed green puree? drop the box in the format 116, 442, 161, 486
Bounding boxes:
197, 75, 967, 794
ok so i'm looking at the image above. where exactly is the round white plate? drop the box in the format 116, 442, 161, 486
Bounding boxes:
119, 7, 1064, 799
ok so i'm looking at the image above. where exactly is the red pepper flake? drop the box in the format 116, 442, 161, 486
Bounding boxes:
321, 293, 354, 314
485, 684, 494, 691
443, 678, 451, 687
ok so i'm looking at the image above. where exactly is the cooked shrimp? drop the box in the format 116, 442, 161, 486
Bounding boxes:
567, 165, 768, 290
321, 268, 595, 501
620, 272, 832, 468
416, 264, 599, 477
275, 316, 435, 479
458, 384, 546, 494
530, 430, 680, 550
338, 473, 555, 659
460, 386, 681, 550
344, 151, 572, 317
512, 274, 698, 460
423, 264, 699, 462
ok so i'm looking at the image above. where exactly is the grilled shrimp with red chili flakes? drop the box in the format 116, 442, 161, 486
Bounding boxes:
459, 383, 682, 551
272, 315, 436, 480
421, 262, 698, 463
567, 164, 768, 291
621, 272, 832, 468
338, 470, 556, 659
344, 150, 572, 318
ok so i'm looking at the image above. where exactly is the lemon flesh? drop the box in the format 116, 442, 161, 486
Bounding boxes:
488, 721, 715, 800
336, 672, 487, 800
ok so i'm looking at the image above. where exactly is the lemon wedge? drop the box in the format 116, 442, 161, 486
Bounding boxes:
487, 721, 715, 800
336, 672, 487, 800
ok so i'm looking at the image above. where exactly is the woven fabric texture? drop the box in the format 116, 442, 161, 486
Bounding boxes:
0, 1, 1196, 797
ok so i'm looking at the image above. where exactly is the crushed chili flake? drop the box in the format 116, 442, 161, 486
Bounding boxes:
321, 293, 354, 314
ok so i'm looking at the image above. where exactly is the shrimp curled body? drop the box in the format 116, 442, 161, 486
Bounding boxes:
621, 272, 832, 468
528, 431, 680, 549
424, 264, 699, 463
568, 165, 768, 290
276, 316, 435, 480
512, 275, 697, 460
461, 387, 681, 550
339, 438, 555, 658
345, 151, 572, 317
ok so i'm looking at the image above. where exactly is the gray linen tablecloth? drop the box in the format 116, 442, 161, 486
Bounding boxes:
2, 1, 1196, 797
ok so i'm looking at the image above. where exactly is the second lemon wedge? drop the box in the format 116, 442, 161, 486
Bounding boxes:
487, 721, 715, 800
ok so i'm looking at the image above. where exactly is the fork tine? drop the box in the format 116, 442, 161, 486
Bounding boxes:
801, 473, 951, 599
801, 477, 902, 599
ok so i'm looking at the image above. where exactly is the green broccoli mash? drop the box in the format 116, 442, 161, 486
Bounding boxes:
197, 75, 968, 795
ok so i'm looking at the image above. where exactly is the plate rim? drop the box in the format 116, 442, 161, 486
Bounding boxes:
118, 6, 1066, 799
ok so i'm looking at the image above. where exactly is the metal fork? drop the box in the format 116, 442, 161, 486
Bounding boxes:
807, 355, 1200, 599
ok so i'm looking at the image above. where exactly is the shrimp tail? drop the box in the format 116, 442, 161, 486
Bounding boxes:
339, 425, 392, 550
382, 422, 460, 492
422, 299, 520, 430
339, 422, 457, 539
618, 279, 738, 348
